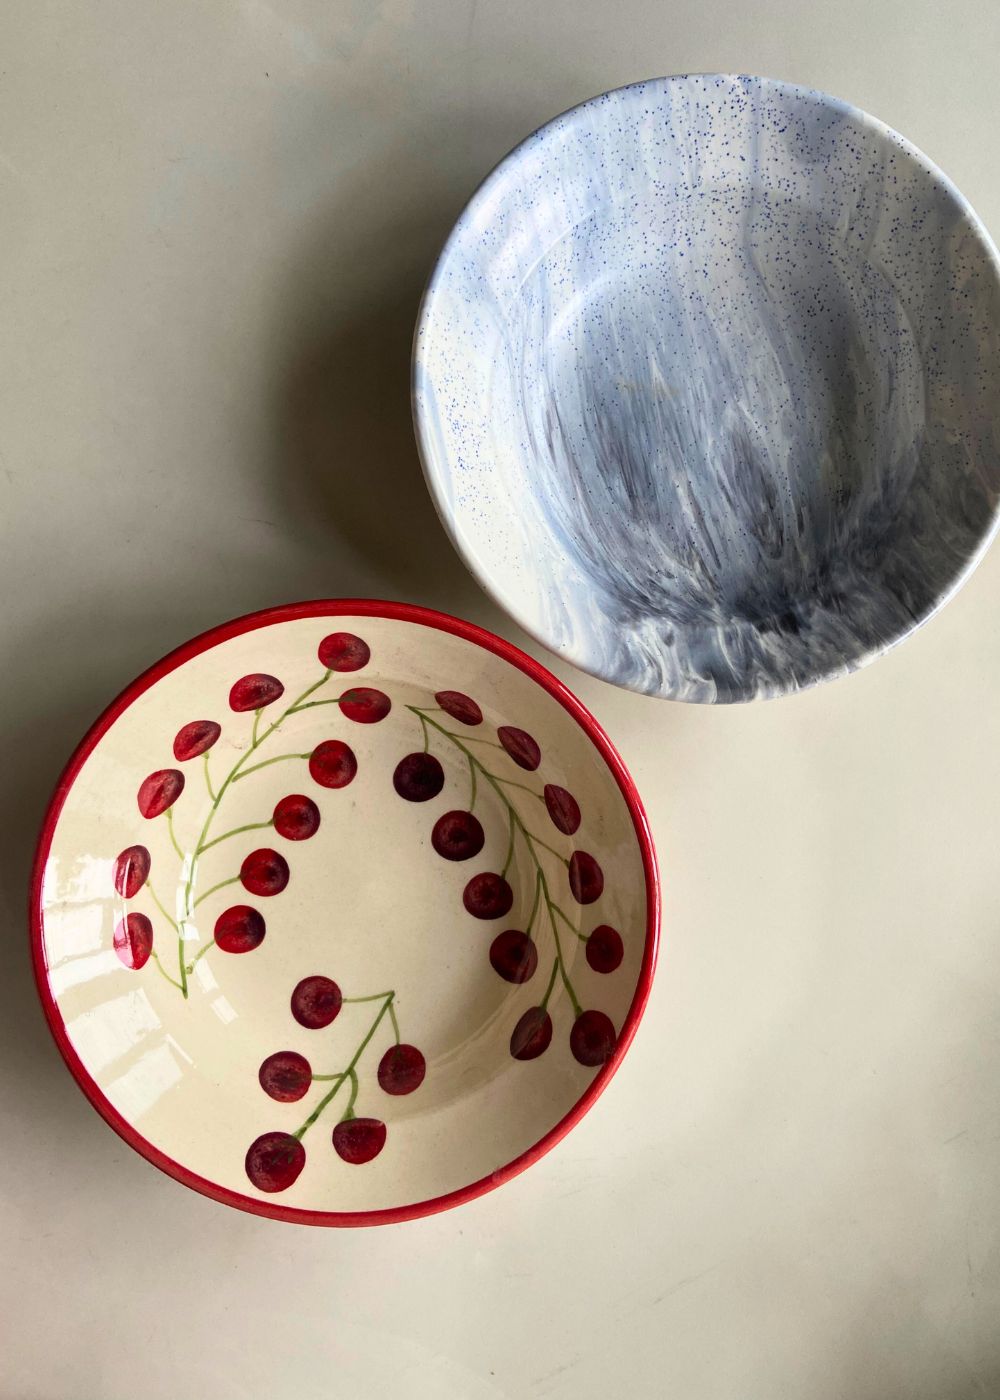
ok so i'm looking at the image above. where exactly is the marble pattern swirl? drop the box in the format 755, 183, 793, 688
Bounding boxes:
413, 76, 1000, 701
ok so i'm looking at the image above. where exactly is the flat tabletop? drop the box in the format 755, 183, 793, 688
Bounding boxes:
2, 4, 999, 1397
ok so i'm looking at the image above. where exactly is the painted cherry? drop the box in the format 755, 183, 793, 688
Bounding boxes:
229, 673, 284, 712
137, 769, 184, 819
586, 924, 623, 973
339, 687, 391, 724
318, 632, 370, 672
510, 1006, 552, 1060
463, 871, 514, 919
214, 905, 266, 953
435, 690, 483, 726
570, 1010, 617, 1067
113, 844, 150, 899
259, 1051, 312, 1103
393, 752, 444, 802
113, 912, 153, 970
245, 1131, 306, 1192
240, 848, 290, 897
309, 739, 357, 789
172, 719, 221, 761
544, 784, 581, 836
568, 850, 604, 904
291, 975, 342, 1029
377, 1044, 426, 1096
333, 1117, 386, 1164
432, 810, 485, 862
498, 726, 541, 771
489, 929, 538, 984
273, 793, 320, 841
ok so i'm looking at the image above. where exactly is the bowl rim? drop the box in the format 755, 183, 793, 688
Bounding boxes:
29, 598, 661, 1227
411, 72, 1000, 703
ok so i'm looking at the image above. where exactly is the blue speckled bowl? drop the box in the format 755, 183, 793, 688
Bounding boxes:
413, 76, 1000, 702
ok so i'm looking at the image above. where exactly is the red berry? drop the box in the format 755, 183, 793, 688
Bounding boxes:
510, 1006, 552, 1060
318, 632, 370, 672
240, 848, 289, 897
245, 1131, 306, 1192
489, 929, 538, 983
258, 1050, 312, 1102
498, 726, 541, 771
586, 924, 623, 973
463, 871, 514, 919
568, 850, 604, 904
377, 1044, 426, 1095
113, 912, 153, 970
570, 1010, 617, 1066
137, 769, 184, 819
291, 975, 342, 1028
229, 674, 284, 712
214, 905, 266, 953
339, 687, 391, 724
172, 719, 221, 761
432, 810, 485, 861
273, 793, 320, 840
544, 784, 581, 835
435, 690, 483, 726
332, 1117, 386, 1164
113, 844, 150, 899
393, 752, 444, 802
309, 739, 357, 789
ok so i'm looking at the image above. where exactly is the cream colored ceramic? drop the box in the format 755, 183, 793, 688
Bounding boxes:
32, 602, 658, 1225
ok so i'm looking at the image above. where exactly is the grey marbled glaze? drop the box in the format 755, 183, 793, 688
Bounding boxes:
413, 76, 1000, 701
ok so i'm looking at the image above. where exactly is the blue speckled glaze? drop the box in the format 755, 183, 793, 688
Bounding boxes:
413, 76, 1000, 702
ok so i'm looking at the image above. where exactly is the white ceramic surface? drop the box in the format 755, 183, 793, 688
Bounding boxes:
32, 603, 657, 1223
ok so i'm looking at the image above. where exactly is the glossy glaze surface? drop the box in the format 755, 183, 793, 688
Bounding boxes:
32, 602, 658, 1224
414, 75, 1000, 701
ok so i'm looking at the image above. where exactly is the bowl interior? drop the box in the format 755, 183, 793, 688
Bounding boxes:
34, 607, 654, 1221
415, 75, 1000, 701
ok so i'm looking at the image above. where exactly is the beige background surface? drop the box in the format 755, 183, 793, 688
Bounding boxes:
2, 3, 999, 1397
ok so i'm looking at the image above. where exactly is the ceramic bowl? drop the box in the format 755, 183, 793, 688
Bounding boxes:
413, 75, 1000, 702
31, 601, 658, 1225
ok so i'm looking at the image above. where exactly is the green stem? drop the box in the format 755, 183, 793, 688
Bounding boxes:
540, 958, 560, 1010
387, 999, 401, 1045
446, 731, 503, 749
193, 874, 239, 908
150, 950, 184, 991
342, 991, 394, 1004
186, 939, 215, 972
468, 752, 477, 810
232, 752, 311, 782
201, 819, 272, 852
341, 1068, 360, 1121
417, 712, 431, 754
146, 881, 179, 933
551, 902, 587, 941
251, 708, 262, 746
410, 705, 583, 1015
501, 807, 516, 878
495, 775, 545, 801
202, 751, 217, 802
165, 807, 185, 861
294, 993, 394, 1140
287, 695, 347, 714
523, 829, 569, 864
526, 869, 543, 935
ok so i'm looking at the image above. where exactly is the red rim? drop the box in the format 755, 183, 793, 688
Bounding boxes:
29, 599, 661, 1227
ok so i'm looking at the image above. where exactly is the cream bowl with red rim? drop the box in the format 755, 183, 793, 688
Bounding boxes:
31, 600, 659, 1225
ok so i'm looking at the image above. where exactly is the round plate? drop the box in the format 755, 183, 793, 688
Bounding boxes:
31, 601, 658, 1225
413, 75, 1000, 702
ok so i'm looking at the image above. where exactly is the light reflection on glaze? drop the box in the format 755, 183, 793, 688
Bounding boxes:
414, 75, 1000, 701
